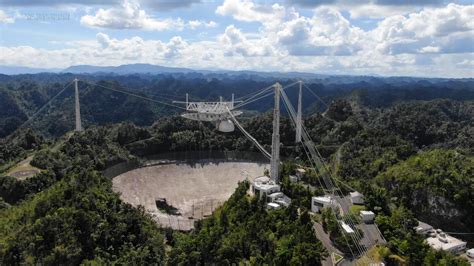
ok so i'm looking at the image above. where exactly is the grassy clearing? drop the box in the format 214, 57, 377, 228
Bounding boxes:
349, 205, 366, 216
6, 156, 41, 180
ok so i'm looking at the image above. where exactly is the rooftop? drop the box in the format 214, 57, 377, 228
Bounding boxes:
253, 176, 280, 192
415, 221, 434, 232
313, 196, 332, 204
360, 210, 375, 216
350, 191, 363, 197
267, 202, 280, 209
426, 233, 466, 251
340, 221, 355, 234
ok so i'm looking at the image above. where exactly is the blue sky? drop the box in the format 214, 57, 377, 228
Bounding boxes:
0, 0, 473, 77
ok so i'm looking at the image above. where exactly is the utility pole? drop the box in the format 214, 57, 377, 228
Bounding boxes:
74, 78, 82, 132
296, 80, 302, 142
271, 83, 281, 184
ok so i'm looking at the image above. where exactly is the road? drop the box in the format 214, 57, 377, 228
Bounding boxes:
314, 222, 355, 266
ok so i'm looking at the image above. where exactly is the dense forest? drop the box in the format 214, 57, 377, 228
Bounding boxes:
0, 73, 473, 264
1, 73, 473, 138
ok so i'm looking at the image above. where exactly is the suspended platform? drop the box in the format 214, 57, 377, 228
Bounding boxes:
175, 95, 242, 132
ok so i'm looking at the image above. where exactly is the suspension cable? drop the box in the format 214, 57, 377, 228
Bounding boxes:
281, 86, 372, 260
80, 80, 187, 111
303, 83, 328, 108
234, 83, 275, 101
5, 80, 74, 139
226, 107, 271, 160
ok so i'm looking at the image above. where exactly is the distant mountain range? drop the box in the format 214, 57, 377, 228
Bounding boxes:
0, 63, 335, 79
62, 63, 195, 75
0, 64, 471, 81
0, 66, 61, 75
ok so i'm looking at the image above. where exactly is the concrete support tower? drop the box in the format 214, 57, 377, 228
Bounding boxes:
270, 83, 281, 183
296, 81, 302, 143
74, 78, 82, 132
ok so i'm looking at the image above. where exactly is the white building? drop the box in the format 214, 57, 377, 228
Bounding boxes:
426, 231, 467, 254
350, 191, 364, 205
311, 196, 336, 213
252, 176, 280, 197
415, 221, 434, 235
467, 248, 474, 258
360, 210, 375, 223
340, 221, 355, 234
296, 168, 306, 179
267, 202, 281, 210
268, 192, 291, 207
289, 175, 299, 183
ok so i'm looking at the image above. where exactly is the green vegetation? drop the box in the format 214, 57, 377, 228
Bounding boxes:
375, 207, 469, 265
349, 205, 366, 216
0, 73, 473, 264
376, 149, 473, 232
0, 171, 165, 265
169, 181, 327, 265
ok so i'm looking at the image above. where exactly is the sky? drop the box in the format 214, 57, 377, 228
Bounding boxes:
0, 0, 473, 78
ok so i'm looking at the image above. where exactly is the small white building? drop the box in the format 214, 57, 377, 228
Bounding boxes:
289, 175, 299, 183
426, 231, 467, 254
267, 202, 281, 210
296, 168, 306, 179
415, 221, 434, 235
268, 192, 291, 207
350, 191, 364, 205
340, 221, 355, 234
360, 210, 375, 223
252, 176, 280, 197
311, 196, 336, 213
467, 248, 474, 258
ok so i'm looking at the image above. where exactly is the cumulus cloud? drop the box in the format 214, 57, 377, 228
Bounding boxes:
286, 0, 444, 7
372, 4, 474, 54
220, 25, 275, 56
277, 7, 365, 56
80, 0, 185, 30
188, 20, 217, 30
1, 1, 473, 78
285, 0, 446, 19
0, 33, 191, 68
0, 9, 15, 23
216, 0, 286, 27
0, 0, 201, 10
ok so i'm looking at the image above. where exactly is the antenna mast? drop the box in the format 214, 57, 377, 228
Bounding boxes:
74, 78, 82, 132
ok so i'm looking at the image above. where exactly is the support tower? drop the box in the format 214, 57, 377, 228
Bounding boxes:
270, 83, 281, 183
296, 81, 302, 143
74, 78, 82, 132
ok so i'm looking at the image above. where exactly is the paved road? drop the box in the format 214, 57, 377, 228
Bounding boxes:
314, 222, 340, 266
358, 223, 386, 248
314, 222, 356, 265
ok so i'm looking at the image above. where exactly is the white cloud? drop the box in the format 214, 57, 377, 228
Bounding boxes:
80, 0, 185, 31
345, 4, 420, 19
1, 1, 473, 78
0, 0, 202, 11
188, 20, 217, 30
0, 9, 14, 23
216, 0, 286, 28
277, 7, 365, 56
220, 25, 275, 56
372, 4, 474, 54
